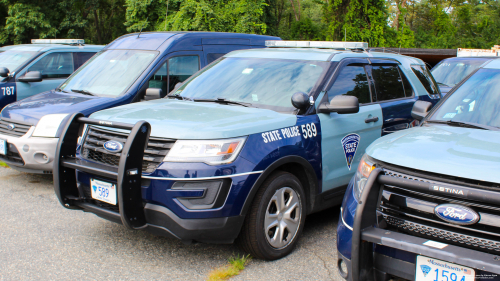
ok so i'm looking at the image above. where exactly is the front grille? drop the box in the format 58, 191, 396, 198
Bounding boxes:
378, 167, 500, 255
81, 183, 119, 213
81, 126, 175, 173
0, 119, 32, 137
0, 143, 24, 165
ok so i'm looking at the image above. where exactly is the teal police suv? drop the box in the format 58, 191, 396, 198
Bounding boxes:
53, 41, 441, 260
0, 39, 102, 109
337, 59, 500, 279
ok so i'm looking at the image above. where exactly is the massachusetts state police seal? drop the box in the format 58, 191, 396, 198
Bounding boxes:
341, 133, 360, 170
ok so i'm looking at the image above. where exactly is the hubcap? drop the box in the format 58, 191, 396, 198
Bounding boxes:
264, 187, 302, 249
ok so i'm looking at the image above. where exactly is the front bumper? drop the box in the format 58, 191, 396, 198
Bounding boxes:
0, 128, 59, 173
341, 169, 500, 281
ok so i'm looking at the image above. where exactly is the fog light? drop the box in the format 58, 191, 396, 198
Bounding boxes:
338, 258, 348, 279
33, 152, 50, 164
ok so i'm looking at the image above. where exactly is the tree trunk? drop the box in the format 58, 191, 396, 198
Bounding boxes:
289, 0, 299, 21
94, 10, 103, 45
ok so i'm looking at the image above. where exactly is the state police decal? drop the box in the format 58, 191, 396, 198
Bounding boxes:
341, 133, 360, 170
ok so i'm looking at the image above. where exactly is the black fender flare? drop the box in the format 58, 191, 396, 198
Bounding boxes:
240, 155, 319, 216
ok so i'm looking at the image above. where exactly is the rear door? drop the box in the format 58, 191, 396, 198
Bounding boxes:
369, 59, 417, 134
318, 58, 383, 192
16, 51, 74, 100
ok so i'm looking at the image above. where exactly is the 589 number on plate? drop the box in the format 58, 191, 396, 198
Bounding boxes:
301, 123, 317, 139
1, 86, 14, 96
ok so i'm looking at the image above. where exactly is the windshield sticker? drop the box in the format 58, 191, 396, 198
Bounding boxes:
442, 113, 456, 119
242, 68, 253, 74
252, 94, 259, 101
262, 125, 302, 143
342, 133, 360, 170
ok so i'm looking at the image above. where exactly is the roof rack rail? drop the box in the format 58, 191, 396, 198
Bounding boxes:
31, 39, 85, 45
457, 46, 500, 57
265, 40, 368, 50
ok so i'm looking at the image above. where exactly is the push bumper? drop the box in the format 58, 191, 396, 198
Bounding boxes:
345, 169, 500, 280
0, 128, 59, 173
54, 113, 244, 243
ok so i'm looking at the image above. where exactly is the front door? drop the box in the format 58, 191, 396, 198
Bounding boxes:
318, 59, 383, 192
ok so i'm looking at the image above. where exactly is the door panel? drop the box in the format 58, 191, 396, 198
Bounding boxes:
319, 104, 383, 192
16, 79, 65, 100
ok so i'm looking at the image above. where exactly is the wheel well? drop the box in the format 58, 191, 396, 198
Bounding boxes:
275, 163, 317, 214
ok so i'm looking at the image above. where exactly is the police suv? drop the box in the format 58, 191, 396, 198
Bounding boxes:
0, 39, 102, 109
54, 41, 440, 260
337, 59, 500, 279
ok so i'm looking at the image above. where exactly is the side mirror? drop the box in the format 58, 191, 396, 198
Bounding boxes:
144, 88, 163, 101
318, 95, 359, 114
411, 100, 433, 121
18, 71, 42, 82
0, 67, 9, 77
291, 92, 309, 110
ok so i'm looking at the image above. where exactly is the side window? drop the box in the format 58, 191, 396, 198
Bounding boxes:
371, 65, 405, 101
73, 52, 96, 70
168, 56, 199, 92
148, 55, 200, 95
28, 52, 74, 79
411, 65, 441, 98
327, 65, 371, 104
401, 70, 414, 97
207, 53, 225, 64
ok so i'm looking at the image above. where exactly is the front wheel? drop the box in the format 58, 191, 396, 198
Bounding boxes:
237, 171, 306, 260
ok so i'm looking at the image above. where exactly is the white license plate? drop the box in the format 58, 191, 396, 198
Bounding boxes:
90, 179, 117, 205
0, 139, 6, 155
416, 255, 475, 281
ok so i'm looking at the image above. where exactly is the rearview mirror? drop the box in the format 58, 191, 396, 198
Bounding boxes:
411, 100, 433, 121
318, 95, 359, 114
18, 71, 42, 82
0, 67, 9, 77
144, 88, 163, 101
291, 92, 309, 110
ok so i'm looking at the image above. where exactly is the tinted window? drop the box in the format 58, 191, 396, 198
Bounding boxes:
207, 53, 225, 64
327, 66, 371, 103
29, 52, 74, 79
412, 65, 440, 97
401, 71, 414, 97
73, 52, 96, 70
168, 56, 199, 92
372, 65, 405, 101
429, 68, 500, 129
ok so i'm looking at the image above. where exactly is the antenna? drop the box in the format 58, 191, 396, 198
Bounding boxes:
137, 17, 148, 38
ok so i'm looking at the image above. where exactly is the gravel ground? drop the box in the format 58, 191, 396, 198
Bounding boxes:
0, 166, 344, 280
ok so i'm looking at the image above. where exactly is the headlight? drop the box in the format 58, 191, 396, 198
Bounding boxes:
164, 137, 246, 165
32, 114, 68, 138
353, 154, 376, 201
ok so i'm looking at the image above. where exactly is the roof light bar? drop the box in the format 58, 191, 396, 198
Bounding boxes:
265, 40, 368, 49
31, 39, 85, 45
457, 46, 500, 57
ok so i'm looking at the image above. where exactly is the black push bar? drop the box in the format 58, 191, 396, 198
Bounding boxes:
53, 113, 151, 230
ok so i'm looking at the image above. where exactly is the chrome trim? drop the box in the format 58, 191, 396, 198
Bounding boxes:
341, 207, 353, 231
142, 170, 264, 181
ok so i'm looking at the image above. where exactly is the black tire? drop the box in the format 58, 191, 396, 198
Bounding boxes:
237, 171, 307, 260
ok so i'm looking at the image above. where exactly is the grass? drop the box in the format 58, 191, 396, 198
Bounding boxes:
207, 254, 251, 281
0, 161, 9, 168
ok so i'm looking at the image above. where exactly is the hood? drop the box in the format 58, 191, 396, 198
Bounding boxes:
1, 90, 115, 125
367, 125, 500, 183
90, 99, 297, 139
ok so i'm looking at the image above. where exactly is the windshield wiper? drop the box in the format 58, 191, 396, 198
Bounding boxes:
193, 98, 251, 107
426, 119, 495, 130
166, 94, 192, 101
71, 89, 96, 96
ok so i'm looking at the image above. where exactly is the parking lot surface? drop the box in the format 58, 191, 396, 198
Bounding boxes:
0, 166, 343, 280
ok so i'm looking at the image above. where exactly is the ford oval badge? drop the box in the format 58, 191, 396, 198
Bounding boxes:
434, 204, 479, 225
103, 140, 124, 153
7, 124, 15, 131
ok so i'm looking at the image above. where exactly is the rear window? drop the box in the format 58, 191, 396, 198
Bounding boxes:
412, 65, 441, 98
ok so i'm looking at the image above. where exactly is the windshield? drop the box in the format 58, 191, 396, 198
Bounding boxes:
174, 57, 328, 113
429, 68, 500, 129
0, 50, 38, 72
59, 50, 157, 97
431, 58, 490, 87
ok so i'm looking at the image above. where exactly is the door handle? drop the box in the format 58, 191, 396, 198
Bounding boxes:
365, 116, 379, 123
